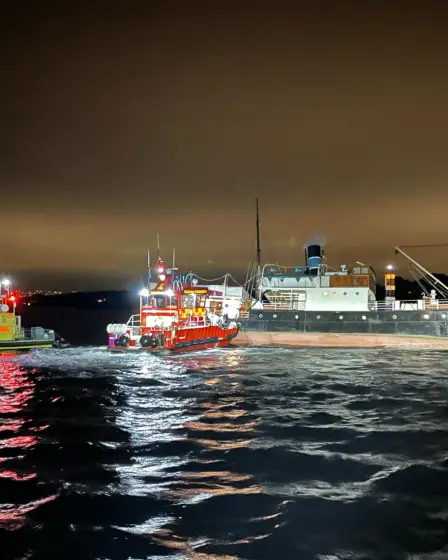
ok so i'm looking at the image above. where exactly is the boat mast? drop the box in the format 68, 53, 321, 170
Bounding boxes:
256, 198, 261, 268
171, 248, 177, 285
255, 198, 262, 301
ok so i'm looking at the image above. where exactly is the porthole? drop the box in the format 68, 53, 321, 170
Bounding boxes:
361, 315, 366, 320
316, 315, 321, 320
273, 314, 278, 319
355, 292, 359, 296
258, 313, 263, 319
442, 314, 447, 319
343, 292, 347, 296
392, 315, 397, 320
294, 314, 299, 320
423, 314, 430, 320
339, 315, 344, 320
322, 291, 328, 297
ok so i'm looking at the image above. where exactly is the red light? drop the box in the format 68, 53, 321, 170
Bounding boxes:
8, 296, 15, 302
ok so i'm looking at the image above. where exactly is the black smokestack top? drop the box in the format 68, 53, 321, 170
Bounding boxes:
306, 245, 322, 259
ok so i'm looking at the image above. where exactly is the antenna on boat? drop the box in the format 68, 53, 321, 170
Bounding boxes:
147, 250, 151, 286
172, 248, 176, 268
157, 233, 160, 258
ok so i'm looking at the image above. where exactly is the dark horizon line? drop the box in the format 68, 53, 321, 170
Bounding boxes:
16, 272, 448, 297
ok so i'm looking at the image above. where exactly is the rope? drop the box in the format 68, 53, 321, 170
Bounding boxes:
191, 273, 229, 282
187, 271, 258, 291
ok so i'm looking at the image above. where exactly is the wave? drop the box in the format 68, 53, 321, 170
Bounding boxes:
1, 347, 447, 558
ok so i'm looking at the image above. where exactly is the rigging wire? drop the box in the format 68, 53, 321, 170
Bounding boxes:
409, 267, 431, 297
190, 271, 254, 290
407, 261, 448, 298
191, 273, 228, 282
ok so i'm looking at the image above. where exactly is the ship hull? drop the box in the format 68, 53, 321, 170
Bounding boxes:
239, 309, 448, 347
108, 338, 235, 354
0, 339, 55, 351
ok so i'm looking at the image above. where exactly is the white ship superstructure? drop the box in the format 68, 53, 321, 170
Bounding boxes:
252, 244, 376, 312
248, 244, 448, 313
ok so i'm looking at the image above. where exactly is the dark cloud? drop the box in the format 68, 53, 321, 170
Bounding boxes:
2, 1, 448, 288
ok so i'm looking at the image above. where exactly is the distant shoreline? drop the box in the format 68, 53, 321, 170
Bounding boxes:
19, 273, 448, 308
20, 290, 135, 311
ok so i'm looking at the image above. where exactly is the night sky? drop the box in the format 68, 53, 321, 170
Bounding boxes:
3, 1, 448, 290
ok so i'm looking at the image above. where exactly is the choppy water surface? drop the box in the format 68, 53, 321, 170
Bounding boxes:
1, 347, 448, 559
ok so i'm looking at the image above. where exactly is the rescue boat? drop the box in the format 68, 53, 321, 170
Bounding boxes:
0, 289, 62, 351
106, 255, 242, 353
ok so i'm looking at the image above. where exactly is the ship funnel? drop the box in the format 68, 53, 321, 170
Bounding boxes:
306, 244, 322, 269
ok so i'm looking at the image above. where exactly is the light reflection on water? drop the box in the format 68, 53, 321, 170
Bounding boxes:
1, 346, 448, 558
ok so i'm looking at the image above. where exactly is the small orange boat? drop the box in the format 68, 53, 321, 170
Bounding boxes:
107, 255, 241, 353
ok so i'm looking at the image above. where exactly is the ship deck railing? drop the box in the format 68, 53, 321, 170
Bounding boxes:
369, 299, 448, 311
244, 298, 448, 313
424, 300, 448, 310
248, 294, 307, 311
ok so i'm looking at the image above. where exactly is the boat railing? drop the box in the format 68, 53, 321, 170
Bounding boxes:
126, 314, 141, 335
424, 299, 448, 310
244, 298, 448, 313
261, 263, 289, 276
369, 299, 448, 311
251, 293, 307, 311
368, 301, 398, 311
181, 315, 212, 328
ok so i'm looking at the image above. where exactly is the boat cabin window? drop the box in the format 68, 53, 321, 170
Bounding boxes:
153, 295, 166, 309
142, 295, 153, 306
181, 294, 195, 308
167, 295, 178, 308
196, 295, 207, 307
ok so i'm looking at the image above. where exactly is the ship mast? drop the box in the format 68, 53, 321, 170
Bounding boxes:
255, 198, 262, 301
256, 198, 261, 268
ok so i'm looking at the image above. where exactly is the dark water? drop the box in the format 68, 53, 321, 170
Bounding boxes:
1, 342, 448, 560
